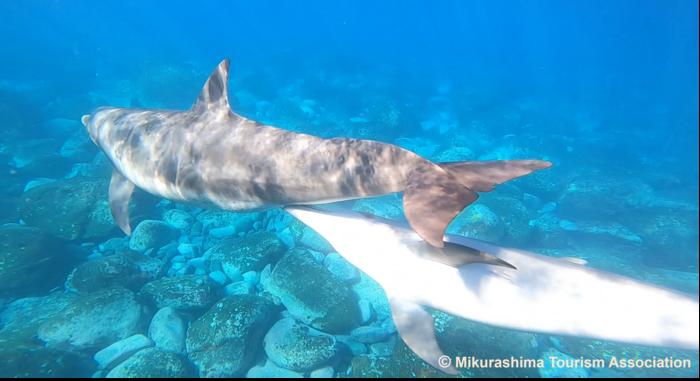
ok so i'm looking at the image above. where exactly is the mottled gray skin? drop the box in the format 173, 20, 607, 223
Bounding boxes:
85, 59, 551, 246
85, 88, 425, 213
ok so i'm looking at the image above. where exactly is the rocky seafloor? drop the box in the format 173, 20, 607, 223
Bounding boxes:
1, 64, 698, 378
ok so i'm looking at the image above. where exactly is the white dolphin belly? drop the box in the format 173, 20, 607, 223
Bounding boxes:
285, 206, 699, 373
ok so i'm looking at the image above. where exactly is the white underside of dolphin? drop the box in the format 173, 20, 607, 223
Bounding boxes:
284, 206, 699, 375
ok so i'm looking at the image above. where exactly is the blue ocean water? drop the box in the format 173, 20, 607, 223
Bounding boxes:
0, 0, 698, 378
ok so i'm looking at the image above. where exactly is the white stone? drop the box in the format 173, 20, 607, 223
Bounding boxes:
208, 271, 228, 286
309, 366, 335, 378
246, 359, 304, 378
94, 334, 153, 370
148, 307, 186, 353
208, 225, 235, 238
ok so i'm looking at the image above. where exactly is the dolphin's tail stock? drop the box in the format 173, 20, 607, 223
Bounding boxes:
403, 159, 552, 247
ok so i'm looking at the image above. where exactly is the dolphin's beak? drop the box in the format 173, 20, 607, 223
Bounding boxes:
81, 114, 99, 145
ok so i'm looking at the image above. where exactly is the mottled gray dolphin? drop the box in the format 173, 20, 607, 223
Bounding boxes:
82, 59, 551, 247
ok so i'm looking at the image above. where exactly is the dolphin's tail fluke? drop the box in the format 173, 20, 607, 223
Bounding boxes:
440, 159, 553, 192
403, 159, 551, 248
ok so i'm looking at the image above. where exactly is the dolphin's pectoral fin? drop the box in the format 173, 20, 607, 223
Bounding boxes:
389, 298, 459, 375
420, 241, 517, 270
192, 59, 232, 114
109, 169, 135, 235
403, 163, 478, 248
440, 159, 552, 192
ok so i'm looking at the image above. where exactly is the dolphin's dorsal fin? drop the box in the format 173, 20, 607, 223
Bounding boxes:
109, 169, 135, 235
192, 59, 231, 114
389, 298, 459, 375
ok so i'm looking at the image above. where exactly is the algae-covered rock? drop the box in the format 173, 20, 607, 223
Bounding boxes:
65, 251, 164, 293
106, 348, 195, 378
448, 204, 504, 242
246, 359, 305, 378
139, 275, 217, 311
205, 231, 287, 276
0, 292, 76, 343
186, 295, 278, 377
435, 312, 540, 377
349, 339, 449, 378
0, 340, 86, 378
0, 224, 72, 295
128, 220, 178, 252
18, 178, 116, 241
38, 287, 144, 351
481, 194, 532, 245
263, 317, 339, 372
266, 249, 361, 333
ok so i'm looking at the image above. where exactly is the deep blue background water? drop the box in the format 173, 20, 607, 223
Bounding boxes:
1, 0, 698, 169
0, 0, 698, 378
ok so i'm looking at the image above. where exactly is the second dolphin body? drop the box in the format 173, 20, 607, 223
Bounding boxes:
286, 205, 699, 374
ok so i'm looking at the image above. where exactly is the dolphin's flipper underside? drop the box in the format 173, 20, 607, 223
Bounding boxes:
420, 241, 517, 270
109, 169, 135, 235
389, 298, 459, 375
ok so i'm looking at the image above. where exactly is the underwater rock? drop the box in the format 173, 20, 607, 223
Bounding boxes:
0, 197, 19, 224
65, 251, 163, 293
0, 292, 76, 343
434, 145, 476, 162
94, 334, 153, 370
18, 177, 117, 241
435, 311, 539, 377
358, 299, 374, 324
539, 348, 590, 377
224, 281, 255, 296
148, 307, 186, 353
349, 339, 448, 378
448, 203, 504, 242
309, 365, 335, 378
292, 221, 335, 253
352, 273, 392, 323
350, 325, 393, 344
263, 317, 339, 372
0, 340, 86, 378
632, 211, 699, 270
323, 252, 360, 284
162, 208, 193, 231
246, 359, 305, 378
129, 220, 178, 253
205, 231, 287, 277
7, 139, 72, 179
106, 347, 195, 378
139, 275, 217, 311
23, 177, 56, 192
59, 129, 97, 162
370, 335, 397, 357
266, 249, 362, 334
336, 335, 368, 356
482, 195, 532, 245
352, 195, 405, 220
38, 287, 144, 352
197, 209, 261, 233
558, 176, 656, 220
208, 270, 228, 286
0, 224, 72, 295
186, 295, 278, 377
